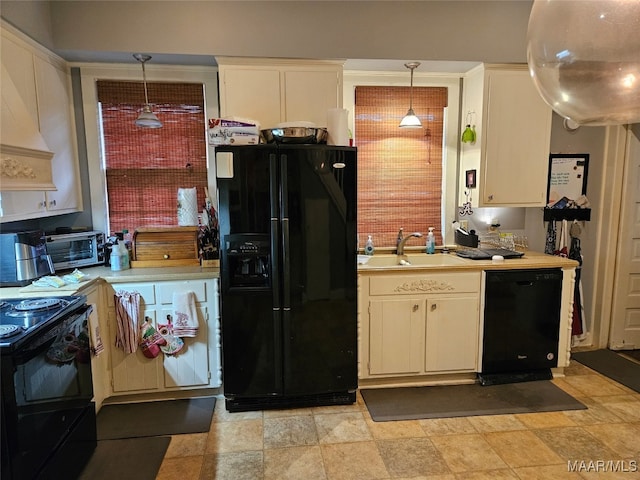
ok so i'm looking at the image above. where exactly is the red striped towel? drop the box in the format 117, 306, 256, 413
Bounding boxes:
114, 290, 141, 354
87, 303, 104, 356
172, 291, 199, 337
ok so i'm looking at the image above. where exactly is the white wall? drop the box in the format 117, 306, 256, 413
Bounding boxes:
2, 1, 533, 64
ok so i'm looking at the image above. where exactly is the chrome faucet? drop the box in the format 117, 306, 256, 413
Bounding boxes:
396, 230, 423, 255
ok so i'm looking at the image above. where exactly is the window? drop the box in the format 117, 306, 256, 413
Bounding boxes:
96, 81, 208, 235
354, 85, 448, 247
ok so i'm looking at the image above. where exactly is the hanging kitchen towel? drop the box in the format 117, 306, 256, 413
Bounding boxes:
87, 303, 104, 356
171, 291, 199, 337
554, 220, 569, 257
114, 290, 141, 354
544, 221, 556, 255
569, 221, 586, 338
158, 315, 185, 355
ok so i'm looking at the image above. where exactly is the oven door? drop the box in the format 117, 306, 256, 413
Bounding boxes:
4, 305, 95, 479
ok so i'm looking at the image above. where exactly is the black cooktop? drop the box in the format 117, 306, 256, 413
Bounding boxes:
0, 295, 86, 350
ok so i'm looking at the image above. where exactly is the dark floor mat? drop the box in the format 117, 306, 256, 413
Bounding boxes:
572, 349, 640, 393
620, 349, 640, 363
361, 380, 585, 422
97, 396, 216, 440
79, 436, 170, 480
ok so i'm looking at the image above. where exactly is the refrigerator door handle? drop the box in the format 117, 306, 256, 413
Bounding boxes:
270, 153, 281, 310
280, 153, 291, 309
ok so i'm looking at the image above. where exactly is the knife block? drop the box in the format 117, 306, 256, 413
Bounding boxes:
454, 230, 479, 248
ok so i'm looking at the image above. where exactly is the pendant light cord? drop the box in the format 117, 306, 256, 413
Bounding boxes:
409, 65, 415, 111
141, 60, 150, 106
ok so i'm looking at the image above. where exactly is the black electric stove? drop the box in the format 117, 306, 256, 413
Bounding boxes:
0, 294, 96, 480
0, 295, 86, 352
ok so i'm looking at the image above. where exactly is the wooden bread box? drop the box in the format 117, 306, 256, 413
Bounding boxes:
131, 227, 200, 267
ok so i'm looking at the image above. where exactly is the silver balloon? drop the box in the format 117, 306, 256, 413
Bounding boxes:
527, 0, 640, 126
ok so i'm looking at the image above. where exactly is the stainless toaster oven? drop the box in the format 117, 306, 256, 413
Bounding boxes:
46, 231, 105, 271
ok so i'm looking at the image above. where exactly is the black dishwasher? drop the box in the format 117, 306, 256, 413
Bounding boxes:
480, 268, 563, 385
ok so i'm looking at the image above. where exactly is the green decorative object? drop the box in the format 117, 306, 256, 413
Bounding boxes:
461, 124, 476, 143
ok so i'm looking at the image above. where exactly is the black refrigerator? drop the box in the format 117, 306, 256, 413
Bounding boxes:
216, 144, 358, 412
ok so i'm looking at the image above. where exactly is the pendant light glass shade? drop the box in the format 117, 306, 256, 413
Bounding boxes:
133, 53, 162, 128
527, 0, 640, 126
400, 62, 422, 128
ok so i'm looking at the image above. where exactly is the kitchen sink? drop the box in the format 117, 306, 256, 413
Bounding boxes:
359, 253, 468, 268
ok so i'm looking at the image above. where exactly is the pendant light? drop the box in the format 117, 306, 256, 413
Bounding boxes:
399, 62, 422, 128
527, 0, 640, 126
133, 53, 162, 128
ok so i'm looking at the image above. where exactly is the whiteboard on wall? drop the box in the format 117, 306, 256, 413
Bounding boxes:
546, 154, 589, 204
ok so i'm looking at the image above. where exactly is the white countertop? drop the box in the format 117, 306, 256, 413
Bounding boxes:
358, 250, 578, 273
0, 265, 220, 299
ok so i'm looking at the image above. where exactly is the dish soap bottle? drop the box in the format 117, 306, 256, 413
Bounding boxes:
111, 239, 130, 271
364, 235, 375, 256
426, 227, 436, 254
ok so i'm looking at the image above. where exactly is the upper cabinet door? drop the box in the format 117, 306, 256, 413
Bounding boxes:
459, 65, 552, 208
481, 70, 552, 206
219, 67, 282, 127
34, 55, 82, 213
1, 24, 82, 221
1, 35, 38, 124
283, 70, 341, 126
217, 58, 344, 130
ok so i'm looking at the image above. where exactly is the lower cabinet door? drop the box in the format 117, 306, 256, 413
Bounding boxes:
425, 295, 479, 372
368, 298, 425, 375
161, 305, 210, 388
110, 306, 163, 393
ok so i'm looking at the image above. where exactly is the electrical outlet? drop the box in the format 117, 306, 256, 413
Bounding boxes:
459, 220, 469, 231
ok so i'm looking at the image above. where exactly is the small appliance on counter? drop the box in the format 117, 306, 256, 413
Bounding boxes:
45, 230, 105, 272
0, 230, 54, 287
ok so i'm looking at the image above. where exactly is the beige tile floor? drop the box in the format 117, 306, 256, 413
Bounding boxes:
156, 362, 640, 480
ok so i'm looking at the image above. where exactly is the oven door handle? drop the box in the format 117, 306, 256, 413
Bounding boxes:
13, 335, 58, 365
13, 305, 92, 365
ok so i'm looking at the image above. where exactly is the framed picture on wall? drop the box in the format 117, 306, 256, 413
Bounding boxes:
465, 169, 476, 189
546, 153, 589, 205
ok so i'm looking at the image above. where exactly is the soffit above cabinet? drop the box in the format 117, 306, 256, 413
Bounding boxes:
1, 63, 55, 191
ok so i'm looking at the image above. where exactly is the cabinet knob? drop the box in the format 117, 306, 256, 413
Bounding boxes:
49, 199, 57, 207
431, 303, 437, 311
164, 254, 170, 259
413, 304, 419, 312
487, 194, 494, 201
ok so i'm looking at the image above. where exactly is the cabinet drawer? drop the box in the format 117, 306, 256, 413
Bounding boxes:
157, 281, 207, 304
110, 283, 156, 305
369, 272, 480, 296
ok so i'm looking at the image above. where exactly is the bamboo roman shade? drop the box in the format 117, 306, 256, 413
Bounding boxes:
355, 86, 447, 247
97, 81, 207, 234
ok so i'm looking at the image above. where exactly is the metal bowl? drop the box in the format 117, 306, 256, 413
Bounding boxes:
261, 127, 328, 144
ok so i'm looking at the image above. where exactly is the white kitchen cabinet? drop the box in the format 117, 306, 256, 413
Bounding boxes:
0, 24, 82, 222
424, 295, 479, 372
459, 64, 552, 207
105, 278, 221, 395
369, 298, 425, 375
217, 57, 343, 128
360, 271, 481, 383
81, 280, 110, 411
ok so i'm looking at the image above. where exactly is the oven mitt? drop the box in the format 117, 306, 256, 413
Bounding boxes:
158, 317, 185, 355
139, 319, 166, 359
